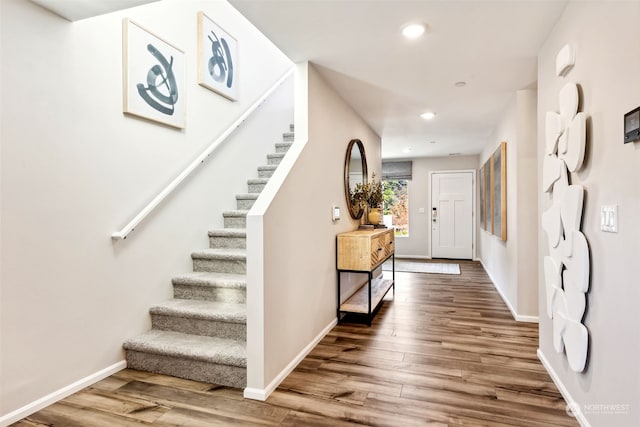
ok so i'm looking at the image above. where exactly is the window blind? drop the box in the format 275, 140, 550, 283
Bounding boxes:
381, 161, 412, 180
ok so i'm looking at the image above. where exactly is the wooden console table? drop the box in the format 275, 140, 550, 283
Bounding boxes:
336, 228, 395, 325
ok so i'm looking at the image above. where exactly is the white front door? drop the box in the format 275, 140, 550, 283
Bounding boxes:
431, 172, 474, 259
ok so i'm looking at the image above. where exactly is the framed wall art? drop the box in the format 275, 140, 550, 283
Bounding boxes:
198, 12, 238, 101
123, 19, 186, 129
484, 159, 491, 232
491, 142, 507, 240
479, 164, 486, 230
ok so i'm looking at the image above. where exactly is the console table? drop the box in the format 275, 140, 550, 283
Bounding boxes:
336, 228, 395, 325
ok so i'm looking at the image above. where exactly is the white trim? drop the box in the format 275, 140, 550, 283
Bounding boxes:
243, 318, 337, 401
479, 259, 539, 323
537, 349, 591, 427
112, 67, 295, 241
0, 360, 126, 427
395, 254, 432, 260
429, 169, 477, 260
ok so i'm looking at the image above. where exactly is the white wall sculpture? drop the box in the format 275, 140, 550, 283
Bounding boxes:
543, 45, 590, 373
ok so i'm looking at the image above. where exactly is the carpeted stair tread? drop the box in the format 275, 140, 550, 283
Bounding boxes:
191, 248, 246, 260
282, 132, 294, 141
267, 153, 285, 160
124, 330, 246, 367
257, 165, 277, 172
150, 299, 246, 323
247, 178, 269, 185
276, 142, 292, 149
208, 228, 246, 238
222, 210, 249, 217
172, 272, 246, 289
236, 193, 259, 200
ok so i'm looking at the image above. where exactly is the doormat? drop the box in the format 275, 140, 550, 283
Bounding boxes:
382, 260, 460, 275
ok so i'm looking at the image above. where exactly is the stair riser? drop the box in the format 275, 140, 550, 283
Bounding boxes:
275, 144, 292, 153
193, 258, 246, 275
267, 156, 283, 166
125, 351, 246, 388
151, 314, 246, 341
223, 216, 246, 228
209, 235, 246, 249
258, 169, 275, 179
173, 285, 246, 303
236, 198, 256, 210
248, 183, 266, 193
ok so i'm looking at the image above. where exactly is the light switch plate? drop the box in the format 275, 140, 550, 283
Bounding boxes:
332, 206, 341, 221
600, 205, 618, 233
418, 207, 425, 214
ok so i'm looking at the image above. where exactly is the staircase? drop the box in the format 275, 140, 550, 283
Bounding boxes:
123, 125, 294, 388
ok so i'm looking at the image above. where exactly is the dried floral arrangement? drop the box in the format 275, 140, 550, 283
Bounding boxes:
351, 173, 384, 209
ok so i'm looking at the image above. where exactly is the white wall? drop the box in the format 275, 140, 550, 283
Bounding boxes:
246, 62, 381, 395
478, 89, 538, 320
537, 2, 640, 426
0, 0, 292, 419
393, 155, 479, 258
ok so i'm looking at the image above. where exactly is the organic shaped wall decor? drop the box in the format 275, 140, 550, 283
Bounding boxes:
543, 46, 590, 373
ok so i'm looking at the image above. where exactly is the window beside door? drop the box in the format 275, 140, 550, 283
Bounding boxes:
383, 180, 409, 236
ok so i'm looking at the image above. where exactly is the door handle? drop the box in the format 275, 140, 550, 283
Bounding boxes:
432, 207, 437, 222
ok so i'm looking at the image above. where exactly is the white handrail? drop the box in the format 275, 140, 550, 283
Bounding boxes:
112, 66, 295, 240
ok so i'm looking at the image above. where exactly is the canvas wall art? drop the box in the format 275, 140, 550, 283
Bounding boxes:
123, 19, 186, 129
198, 12, 238, 101
492, 142, 507, 240
479, 165, 486, 230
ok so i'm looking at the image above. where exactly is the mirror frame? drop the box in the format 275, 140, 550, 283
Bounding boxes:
344, 138, 368, 220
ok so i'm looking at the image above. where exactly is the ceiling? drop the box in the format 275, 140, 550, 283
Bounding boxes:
230, 0, 567, 159
29, 0, 158, 21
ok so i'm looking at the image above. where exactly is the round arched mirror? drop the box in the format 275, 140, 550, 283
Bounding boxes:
344, 139, 368, 219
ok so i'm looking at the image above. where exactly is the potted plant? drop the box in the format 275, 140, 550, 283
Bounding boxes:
352, 173, 384, 224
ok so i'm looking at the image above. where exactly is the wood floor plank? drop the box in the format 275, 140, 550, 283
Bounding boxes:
116, 381, 289, 425
279, 410, 367, 426
14, 260, 577, 426
266, 390, 442, 427
24, 402, 156, 427
62, 388, 170, 423
154, 406, 279, 426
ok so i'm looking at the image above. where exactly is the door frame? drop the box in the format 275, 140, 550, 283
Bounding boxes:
429, 169, 477, 260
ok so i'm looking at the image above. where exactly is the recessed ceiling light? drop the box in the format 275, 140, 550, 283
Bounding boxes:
402, 23, 426, 39
454, 81, 467, 87
420, 111, 436, 120
402, 147, 413, 153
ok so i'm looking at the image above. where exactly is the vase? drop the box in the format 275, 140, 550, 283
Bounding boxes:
368, 207, 382, 225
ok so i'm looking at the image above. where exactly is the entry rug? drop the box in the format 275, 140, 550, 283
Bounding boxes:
382, 260, 460, 275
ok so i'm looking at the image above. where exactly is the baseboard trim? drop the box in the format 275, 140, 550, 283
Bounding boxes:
0, 360, 127, 427
244, 318, 337, 401
537, 349, 591, 427
478, 259, 539, 323
395, 255, 432, 260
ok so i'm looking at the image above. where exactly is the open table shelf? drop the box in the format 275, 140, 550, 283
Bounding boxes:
340, 278, 394, 313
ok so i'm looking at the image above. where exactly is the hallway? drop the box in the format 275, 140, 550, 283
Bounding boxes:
15, 262, 577, 426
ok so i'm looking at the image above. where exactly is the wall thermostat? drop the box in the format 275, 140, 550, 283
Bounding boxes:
624, 107, 640, 144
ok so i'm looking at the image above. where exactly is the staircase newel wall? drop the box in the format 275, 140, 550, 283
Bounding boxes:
245, 62, 382, 399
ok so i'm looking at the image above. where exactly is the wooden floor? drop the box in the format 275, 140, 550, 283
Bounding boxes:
14, 261, 578, 426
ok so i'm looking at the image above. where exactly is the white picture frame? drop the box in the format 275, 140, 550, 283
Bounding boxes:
198, 12, 238, 101
123, 19, 186, 129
